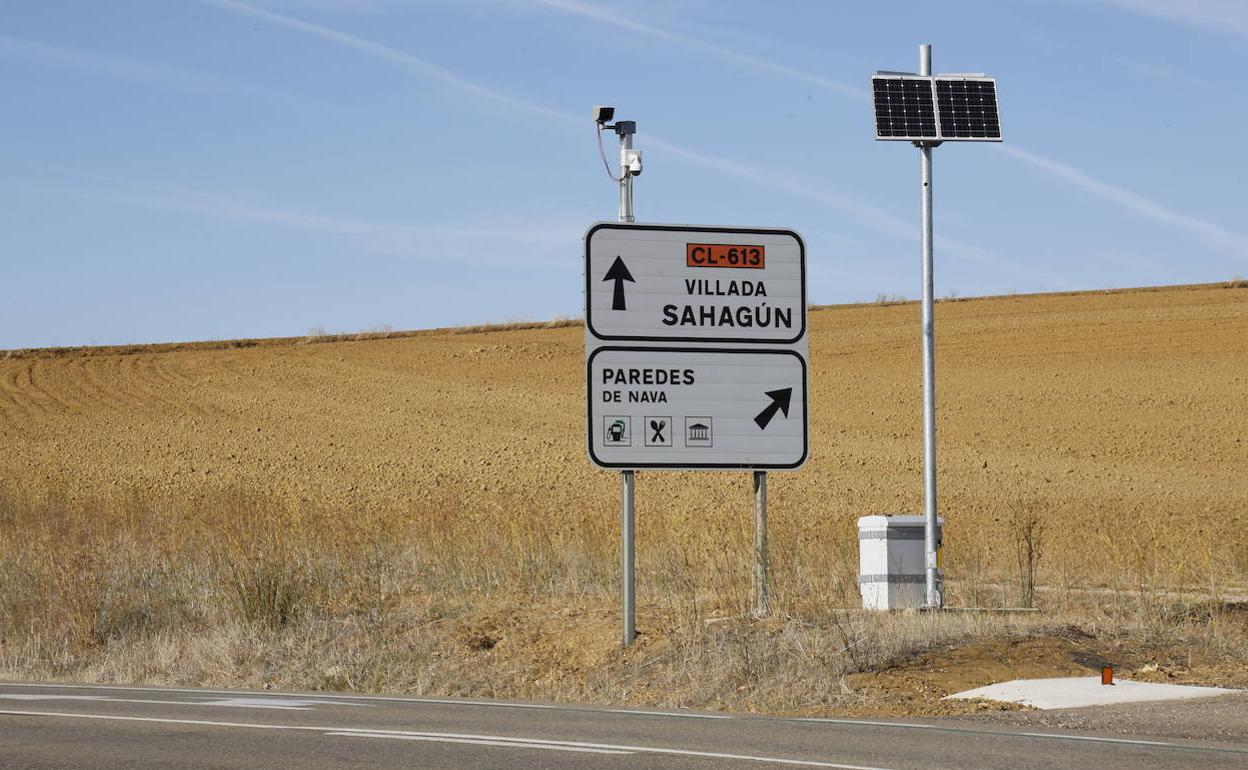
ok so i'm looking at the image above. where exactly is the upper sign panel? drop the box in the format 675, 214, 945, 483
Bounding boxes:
585, 223, 806, 344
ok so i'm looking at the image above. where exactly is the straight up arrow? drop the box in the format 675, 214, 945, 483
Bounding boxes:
603, 256, 635, 311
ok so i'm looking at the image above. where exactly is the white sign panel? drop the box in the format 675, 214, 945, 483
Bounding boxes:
585, 223, 805, 344
587, 347, 807, 470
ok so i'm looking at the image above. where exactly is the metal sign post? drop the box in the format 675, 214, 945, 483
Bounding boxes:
918, 44, 940, 610
621, 465, 635, 646
870, 45, 1003, 610
753, 470, 769, 618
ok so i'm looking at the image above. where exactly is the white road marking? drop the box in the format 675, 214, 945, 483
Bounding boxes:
328, 730, 894, 768
0, 693, 337, 711
0, 708, 320, 730
786, 716, 1248, 754
0, 709, 894, 769
327, 732, 631, 755
607, 709, 731, 720
0, 694, 307, 710
0, 682, 562, 711
1022, 732, 1176, 747
0, 695, 111, 702
195, 698, 372, 710
2, 683, 721, 720
789, 717, 936, 730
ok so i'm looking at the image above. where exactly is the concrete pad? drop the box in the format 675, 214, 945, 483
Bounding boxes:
946, 677, 1238, 710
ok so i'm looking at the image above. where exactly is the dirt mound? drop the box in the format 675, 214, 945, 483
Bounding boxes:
845, 618, 1248, 717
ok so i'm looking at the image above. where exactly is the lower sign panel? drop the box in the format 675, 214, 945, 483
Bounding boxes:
587, 347, 808, 470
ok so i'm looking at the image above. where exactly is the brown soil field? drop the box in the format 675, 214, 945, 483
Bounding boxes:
4, 283, 1246, 577
2, 282, 1246, 714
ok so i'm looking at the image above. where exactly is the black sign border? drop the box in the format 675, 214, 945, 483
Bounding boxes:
584, 222, 807, 345
586, 345, 809, 470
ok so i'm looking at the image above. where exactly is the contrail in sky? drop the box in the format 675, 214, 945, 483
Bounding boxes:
529, 0, 868, 100
198, 0, 1050, 279
0, 34, 273, 98
1096, 0, 1248, 38
999, 145, 1248, 261
533, 0, 1247, 263
645, 137, 1067, 284
200, 0, 577, 125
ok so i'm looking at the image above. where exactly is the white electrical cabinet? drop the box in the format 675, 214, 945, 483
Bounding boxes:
858, 515, 942, 610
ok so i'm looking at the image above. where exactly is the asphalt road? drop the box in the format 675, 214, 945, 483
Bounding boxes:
1, 682, 1246, 769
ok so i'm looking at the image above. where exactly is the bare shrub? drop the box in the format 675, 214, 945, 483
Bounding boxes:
1010, 501, 1045, 609
222, 550, 306, 629
214, 497, 310, 629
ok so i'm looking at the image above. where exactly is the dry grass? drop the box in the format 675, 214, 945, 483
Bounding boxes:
2, 485, 1245, 715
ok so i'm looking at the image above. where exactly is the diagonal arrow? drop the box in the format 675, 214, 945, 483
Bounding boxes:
603, 256, 635, 311
753, 388, 793, 430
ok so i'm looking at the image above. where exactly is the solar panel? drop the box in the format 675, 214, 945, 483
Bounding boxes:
872, 76, 938, 141
934, 77, 1001, 140
872, 75, 1001, 142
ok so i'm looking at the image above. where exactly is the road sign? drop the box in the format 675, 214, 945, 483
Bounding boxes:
584, 222, 809, 471
585, 223, 805, 344
587, 346, 808, 469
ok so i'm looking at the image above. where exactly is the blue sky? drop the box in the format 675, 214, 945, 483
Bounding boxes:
2, 0, 1246, 348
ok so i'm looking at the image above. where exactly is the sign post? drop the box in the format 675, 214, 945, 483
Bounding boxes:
753, 470, 768, 618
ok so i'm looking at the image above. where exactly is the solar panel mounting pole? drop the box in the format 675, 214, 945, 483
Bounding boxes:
873, 47, 1001, 610
918, 43, 941, 609
617, 119, 637, 645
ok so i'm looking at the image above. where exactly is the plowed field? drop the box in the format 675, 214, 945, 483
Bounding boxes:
2, 284, 1246, 580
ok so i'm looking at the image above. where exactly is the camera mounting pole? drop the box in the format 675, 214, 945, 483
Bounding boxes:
614, 120, 636, 223
594, 106, 641, 645
615, 118, 636, 646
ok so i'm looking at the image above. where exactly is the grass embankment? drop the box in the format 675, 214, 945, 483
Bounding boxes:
2, 487, 1246, 715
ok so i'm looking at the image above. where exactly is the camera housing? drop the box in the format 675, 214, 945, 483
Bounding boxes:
625, 149, 643, 176
592, 105, 615, 124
